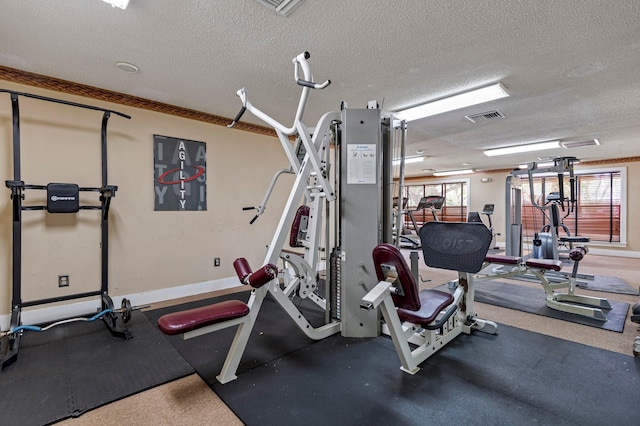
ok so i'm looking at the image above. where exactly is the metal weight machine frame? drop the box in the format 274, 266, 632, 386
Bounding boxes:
1, 89, 131, 370
160, 52, 490, 383
172, 52, 408, 383
506, 157, 576, 257
504, 156, 594, 283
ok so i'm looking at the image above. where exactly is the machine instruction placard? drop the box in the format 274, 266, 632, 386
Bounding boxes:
153, 134, 207, 211
347, 144, 376, 184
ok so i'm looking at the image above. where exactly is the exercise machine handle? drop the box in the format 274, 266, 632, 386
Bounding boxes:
243, 167, 293, 224
294, 52, 331, 90
557, 172, 565, 212
227, 52, 331, 136
296, 78, 331, 89
227, 105, 247, 128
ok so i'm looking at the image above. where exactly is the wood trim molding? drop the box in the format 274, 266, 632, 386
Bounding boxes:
2, 66, 638, 171
0, 65, 277, 137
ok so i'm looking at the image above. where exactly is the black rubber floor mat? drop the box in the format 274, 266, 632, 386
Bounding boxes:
436, 280, 629, 332
210, 324, 639, 425
144, 292, 327, 386
0, 311, 193, 426
576, 274, 638, 295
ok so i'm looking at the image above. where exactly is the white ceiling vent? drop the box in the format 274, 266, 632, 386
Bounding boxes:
254, 0, 304, 16
561, 139, 600, 149
465, 110, 505, 123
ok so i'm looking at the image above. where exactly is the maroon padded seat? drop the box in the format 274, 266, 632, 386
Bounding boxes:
525, 258, 563, 271
397, 290, 454, 325
158, 260, 276, 336
484, 254, 521, 264
372, 243, 454, 326
157, 300, 250, 335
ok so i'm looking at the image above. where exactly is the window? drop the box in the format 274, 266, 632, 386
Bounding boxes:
520, 170, 622, 243
403, 181, 468, 226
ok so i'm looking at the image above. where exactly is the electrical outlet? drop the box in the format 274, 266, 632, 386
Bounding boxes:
214, 257, 221, 267
58, 275, 69, 287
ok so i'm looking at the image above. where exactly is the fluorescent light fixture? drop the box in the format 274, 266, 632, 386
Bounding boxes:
102, 0, 129, 9
483, 140, 561, 157
392, 156, 424, 165
394, 83, 509, 122
432, 169, 475, 177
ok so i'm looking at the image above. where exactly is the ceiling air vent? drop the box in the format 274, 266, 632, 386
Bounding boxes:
254, 0, 304, 16
561, 139, 600, 149
465, 110, 505, 123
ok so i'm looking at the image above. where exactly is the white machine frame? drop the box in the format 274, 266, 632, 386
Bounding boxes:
476, 255, 611, 321
160, 52, 493, 384
362, 270, 496, 374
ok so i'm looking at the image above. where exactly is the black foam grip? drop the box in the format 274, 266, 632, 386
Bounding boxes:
228, 106, 246, 127
297, 79, 316, 88
550, 203, 560, 227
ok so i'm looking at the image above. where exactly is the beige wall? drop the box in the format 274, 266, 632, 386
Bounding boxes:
0, 81, 293, 315
2, 80, 639, 318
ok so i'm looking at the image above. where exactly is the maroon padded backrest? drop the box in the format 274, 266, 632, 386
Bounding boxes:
289, 205, 310, 248
372, 243, 421, 311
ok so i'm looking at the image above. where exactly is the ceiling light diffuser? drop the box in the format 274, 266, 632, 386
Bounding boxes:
102, 0, 129, 9
483, 140, 561, 157
392, 156, 424, 165
394, 83, 509, 122
432, 169, 475, 177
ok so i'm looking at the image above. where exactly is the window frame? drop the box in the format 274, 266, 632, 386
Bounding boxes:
520, 166, 627, 245
402, 178, 470, 224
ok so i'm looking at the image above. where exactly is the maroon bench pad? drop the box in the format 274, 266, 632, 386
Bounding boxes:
157, 300, 250, 335
484, 254, 521, 264
397, 289, 454, 326
525, 258, 563, 271
290, 205, 310, 248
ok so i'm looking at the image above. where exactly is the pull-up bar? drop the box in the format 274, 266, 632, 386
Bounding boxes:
1, 88, 131, 371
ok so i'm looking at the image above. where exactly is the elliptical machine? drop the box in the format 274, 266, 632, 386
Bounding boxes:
468, 203, 500, 249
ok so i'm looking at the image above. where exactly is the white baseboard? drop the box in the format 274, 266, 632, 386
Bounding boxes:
585, 248, 640, 258
1, 276, 239, 331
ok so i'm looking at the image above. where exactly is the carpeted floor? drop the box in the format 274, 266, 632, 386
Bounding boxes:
0, 311, 193, 426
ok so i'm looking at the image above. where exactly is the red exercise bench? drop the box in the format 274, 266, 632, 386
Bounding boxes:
157, 259, 277, 338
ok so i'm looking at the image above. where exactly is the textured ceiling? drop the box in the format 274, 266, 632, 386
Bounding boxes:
1, 0, 640, 176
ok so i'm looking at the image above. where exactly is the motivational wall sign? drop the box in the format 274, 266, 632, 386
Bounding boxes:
153, 134, 207, 211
